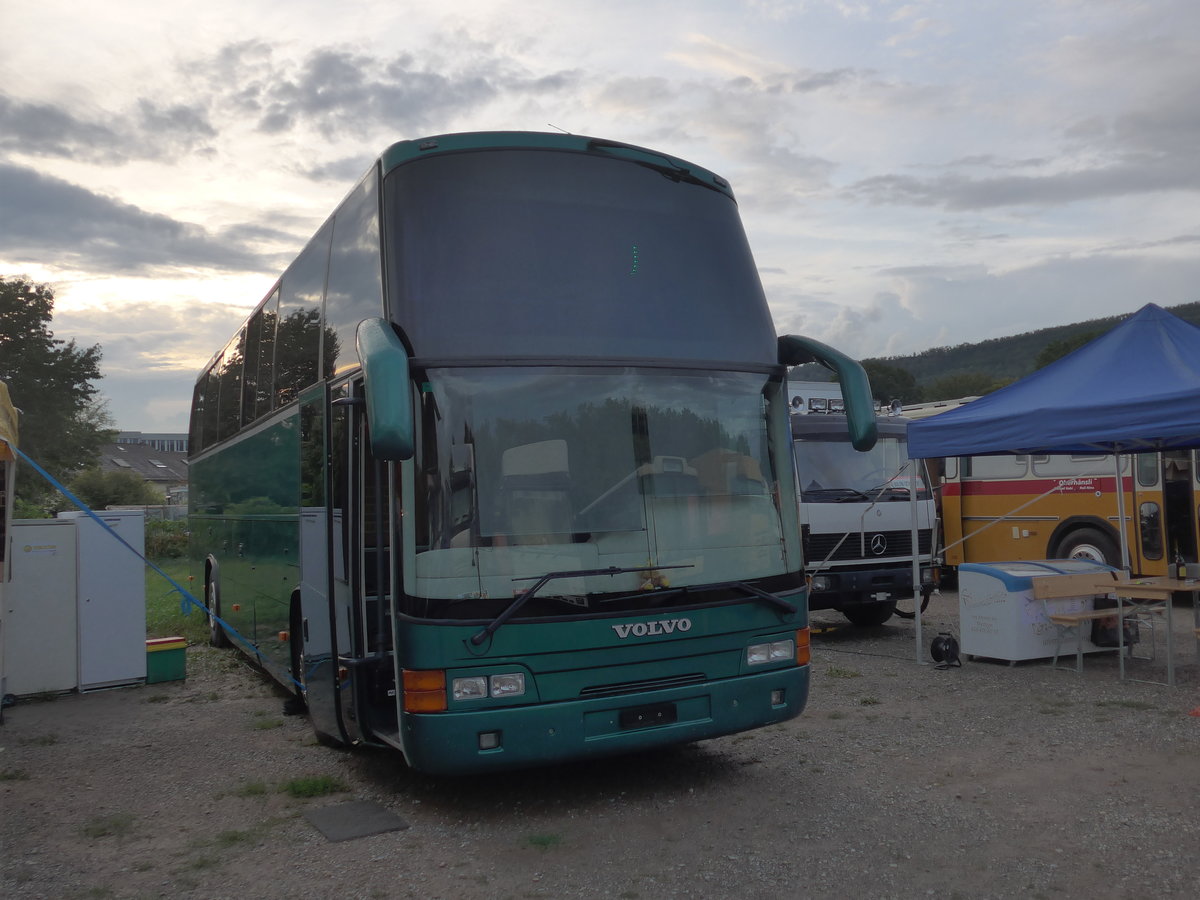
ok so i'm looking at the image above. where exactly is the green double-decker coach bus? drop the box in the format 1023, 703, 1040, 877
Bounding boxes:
188, 131, 876, 774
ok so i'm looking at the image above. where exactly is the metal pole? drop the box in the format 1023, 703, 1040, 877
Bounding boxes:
910, 460, 924, 663
1113, 453, 1131, 574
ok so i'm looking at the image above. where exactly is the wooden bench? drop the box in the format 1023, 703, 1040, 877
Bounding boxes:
1031, 572, 1163, 672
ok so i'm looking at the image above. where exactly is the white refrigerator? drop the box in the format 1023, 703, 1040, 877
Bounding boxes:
58, 510, 146, 690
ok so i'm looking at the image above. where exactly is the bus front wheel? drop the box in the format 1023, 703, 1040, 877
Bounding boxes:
1056, 527, 1119, 568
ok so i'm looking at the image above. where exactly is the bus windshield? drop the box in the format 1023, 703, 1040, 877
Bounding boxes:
793, 424, 929, 501
411, 366, 790, 615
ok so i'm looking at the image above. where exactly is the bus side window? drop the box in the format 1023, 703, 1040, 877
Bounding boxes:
325, 168, 384, 379
276, 221, 333, 408
201, 356, 221, 446
189, 374, 208, 454
963, 455, 1028, 479
216, 329, 245, 442
1137, 452, 1159, 487
241, 311, 263, 428
254, 290, 279, 420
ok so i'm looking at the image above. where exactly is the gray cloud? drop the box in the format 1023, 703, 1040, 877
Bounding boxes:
847, 160, 1200, 211
0, 94, 215, 165
193, 39, 580, 142
0, 163, 265, 273
0, 95, 125, 163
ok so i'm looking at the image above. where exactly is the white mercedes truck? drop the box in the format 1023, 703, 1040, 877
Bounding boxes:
790, 406, 939, 626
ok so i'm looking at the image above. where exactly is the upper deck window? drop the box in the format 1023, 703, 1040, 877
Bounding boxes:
383, 149, 776, 365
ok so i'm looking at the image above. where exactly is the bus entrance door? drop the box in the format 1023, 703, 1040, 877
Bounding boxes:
328, 380, 398, 746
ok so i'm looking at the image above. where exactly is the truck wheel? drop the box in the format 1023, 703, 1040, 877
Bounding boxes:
1056, 527, 1119, 567
892, 590, 930, 620
843, 600, 897, 627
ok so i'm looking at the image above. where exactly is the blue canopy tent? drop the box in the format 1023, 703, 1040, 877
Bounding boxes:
903, 303, 1200, 660
908, 303, 1200, 459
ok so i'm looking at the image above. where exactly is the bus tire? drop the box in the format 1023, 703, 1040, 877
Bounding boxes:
205, 572, 231, 648
843, 599, 896, 627
288, 598, 306, 703
1055, 527, 1119, 567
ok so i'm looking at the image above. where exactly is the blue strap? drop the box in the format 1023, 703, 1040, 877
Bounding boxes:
7, 443, 295, 685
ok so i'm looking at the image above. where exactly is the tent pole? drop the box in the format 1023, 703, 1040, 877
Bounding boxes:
910, 460, 924, 663
1114, 452, 1131, 574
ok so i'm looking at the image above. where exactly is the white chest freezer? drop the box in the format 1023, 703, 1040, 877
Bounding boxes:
958, 559, 1116, 662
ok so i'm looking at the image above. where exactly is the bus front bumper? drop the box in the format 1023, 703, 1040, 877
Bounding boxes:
399, 665, 808, 774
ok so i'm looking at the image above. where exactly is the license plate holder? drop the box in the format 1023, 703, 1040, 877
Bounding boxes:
618, 701, 677, 730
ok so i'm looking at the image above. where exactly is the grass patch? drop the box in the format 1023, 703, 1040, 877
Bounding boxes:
81, 812, 136, 840
522, 833, 563, 850
251, 717, 284, 731
859, 696, 881, 706
825, 666, 863, 679
0, 769, 30, 781
214, 828, 258, 848
281, 775, 348, 798
145, 557, 209, 645
234, 780, 269, 797
20, 733, 58, 746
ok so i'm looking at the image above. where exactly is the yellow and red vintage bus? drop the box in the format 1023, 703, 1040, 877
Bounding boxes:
938, 450, 1198, 574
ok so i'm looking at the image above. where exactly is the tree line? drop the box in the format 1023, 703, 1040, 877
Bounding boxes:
1, 275, 159, 516
794, 327, 1108, 406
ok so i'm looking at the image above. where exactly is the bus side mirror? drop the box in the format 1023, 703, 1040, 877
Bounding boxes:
356, 318, 415, 461
779, 334, 877, 451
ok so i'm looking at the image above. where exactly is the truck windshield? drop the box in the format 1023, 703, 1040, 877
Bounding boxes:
409, 366, 791, 617
793, 425, 929, 501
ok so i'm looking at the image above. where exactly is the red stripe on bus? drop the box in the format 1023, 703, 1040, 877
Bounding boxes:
942, 476, 1130, 497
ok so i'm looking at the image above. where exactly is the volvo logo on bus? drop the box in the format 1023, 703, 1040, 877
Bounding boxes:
611, 618, 693, 639
870, 533, 888, 555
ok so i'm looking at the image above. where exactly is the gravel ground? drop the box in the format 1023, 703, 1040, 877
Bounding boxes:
2, 589, 1199, 900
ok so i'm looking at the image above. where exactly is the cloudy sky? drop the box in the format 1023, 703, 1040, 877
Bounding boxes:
3, 0, 1198, 432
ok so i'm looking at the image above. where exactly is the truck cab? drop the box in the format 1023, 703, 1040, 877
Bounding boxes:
791, 409, 938, 626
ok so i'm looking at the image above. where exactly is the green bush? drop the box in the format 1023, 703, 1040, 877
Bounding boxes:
146, 519, 188, 558
12, 497, 50, 519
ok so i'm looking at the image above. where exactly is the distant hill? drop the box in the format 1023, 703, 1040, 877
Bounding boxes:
792, 300, 1200, 395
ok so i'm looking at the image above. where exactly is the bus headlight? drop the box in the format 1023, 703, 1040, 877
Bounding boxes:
452, 676, 488, 701
747, 639, 795, 666
810, 575, 831, 592
490, 672, 525, 697
451, 672, 527, 701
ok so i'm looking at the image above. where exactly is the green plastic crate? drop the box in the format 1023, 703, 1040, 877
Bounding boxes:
146, 637, 186, 683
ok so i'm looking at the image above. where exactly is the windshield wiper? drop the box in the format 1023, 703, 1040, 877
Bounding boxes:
719, 580, 798, 614
803, 487, 874, 502
470, 564, 694, 646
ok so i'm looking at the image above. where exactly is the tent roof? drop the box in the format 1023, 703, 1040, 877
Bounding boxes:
907, 303, 1200, 458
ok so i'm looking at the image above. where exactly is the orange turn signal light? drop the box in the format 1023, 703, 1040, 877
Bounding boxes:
402, 669, 447, 712
795, 627, 811, 666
